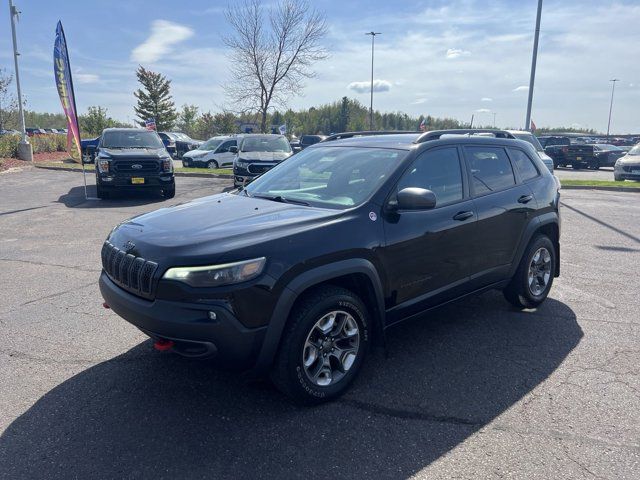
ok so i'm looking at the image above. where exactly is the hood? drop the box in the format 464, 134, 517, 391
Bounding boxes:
101, 147, 168, 159
109, 193, 343, 263
238, 151, 291, 162
183, 149, 210, 159
618, 154, 640, 164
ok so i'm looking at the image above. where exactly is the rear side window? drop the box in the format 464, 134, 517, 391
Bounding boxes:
464, 146, 515, 195
397, 147, 463, 206
508, 148, 539, 181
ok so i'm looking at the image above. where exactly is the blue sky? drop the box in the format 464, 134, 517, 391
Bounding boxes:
1, 0, 639, 132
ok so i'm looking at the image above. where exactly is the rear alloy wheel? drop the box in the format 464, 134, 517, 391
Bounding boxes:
504, 235, 556, 309
271, 286, 369, 405
207, 160, 219, 170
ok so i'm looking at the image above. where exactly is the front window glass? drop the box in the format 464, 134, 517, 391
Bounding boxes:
465, 146, 516, 195
244, 147, 406, 209
199, 139, 223, 151
241, 136, 292, 153
101, 131, 164, 149
396, 147, 463, 206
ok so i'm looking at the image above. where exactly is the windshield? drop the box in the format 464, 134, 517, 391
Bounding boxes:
199, 139, 224, 151
244, 146, 406, 209
101, 131, 164, 149
596, 144, 622, 151
628, 144, 640, 155
241, 136, 292, 153
513, 133, 543, 152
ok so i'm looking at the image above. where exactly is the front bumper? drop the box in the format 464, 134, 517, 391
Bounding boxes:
99, 272, 267, 368
615, 164, 640, 180
98, 173, 174, 188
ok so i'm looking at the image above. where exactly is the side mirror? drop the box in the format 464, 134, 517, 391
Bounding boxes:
394, 187, 437, 210
229, 146, 238, 154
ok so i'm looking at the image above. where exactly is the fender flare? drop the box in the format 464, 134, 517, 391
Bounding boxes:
509, 212, 560, 278
250, 258, 385, 375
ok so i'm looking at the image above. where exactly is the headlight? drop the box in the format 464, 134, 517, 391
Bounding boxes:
161, 157, 173, 172
236, 160, 248, 169
97, 154, 111, 173
163, 257, 266, 287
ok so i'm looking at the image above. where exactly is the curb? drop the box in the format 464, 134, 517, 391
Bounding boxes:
33, 164, 233, 179
560, 185, 640, 193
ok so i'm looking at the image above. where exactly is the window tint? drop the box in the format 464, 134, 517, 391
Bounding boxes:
465, 146, 515, 195
397, 147, 463, 206
509, 148, 539, 181
218, 141, 234, 153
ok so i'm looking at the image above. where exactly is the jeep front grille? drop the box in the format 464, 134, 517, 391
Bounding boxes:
101, 241, 158, 298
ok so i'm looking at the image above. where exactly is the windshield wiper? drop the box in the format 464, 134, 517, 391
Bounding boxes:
253, 194, 310, 206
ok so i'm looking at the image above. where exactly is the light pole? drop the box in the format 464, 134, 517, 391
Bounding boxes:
365, 31, 381, 130
493, 112, 497, 128
606, 78, 619, 138
525, 0, 543, 132
8, 0, 32, 160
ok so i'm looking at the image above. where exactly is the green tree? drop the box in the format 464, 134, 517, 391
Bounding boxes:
194, 112, 217, 140
337, 97, 350, 133
177, 104, 199, 137
0, 69, 19, 131
79, 106, 116, 137
213, 112, 237, 134
133, 66, 178, 131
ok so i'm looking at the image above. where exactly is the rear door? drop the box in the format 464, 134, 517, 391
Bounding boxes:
381, 146, 477, 322
463, 145, 536, 287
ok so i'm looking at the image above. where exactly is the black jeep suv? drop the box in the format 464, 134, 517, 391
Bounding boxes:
95, 128, 175, 199
100, 132, 561, 404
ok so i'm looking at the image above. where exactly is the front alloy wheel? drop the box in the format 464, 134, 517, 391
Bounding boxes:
302, 310, 360, 387
271, 285, 369, 404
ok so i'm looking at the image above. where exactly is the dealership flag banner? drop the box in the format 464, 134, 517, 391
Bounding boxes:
54, 21, 95, 199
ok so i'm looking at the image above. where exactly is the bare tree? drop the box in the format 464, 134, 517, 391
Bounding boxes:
223, 0, 328, 133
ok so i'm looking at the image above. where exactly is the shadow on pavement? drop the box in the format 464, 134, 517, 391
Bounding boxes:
57, 185, 168, 209
0, 292, 581, 479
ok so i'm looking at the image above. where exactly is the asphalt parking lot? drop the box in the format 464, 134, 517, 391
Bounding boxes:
1, 168, 639, 479
554, 165, 617, 181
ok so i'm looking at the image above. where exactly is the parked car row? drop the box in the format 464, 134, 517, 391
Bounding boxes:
538, 135, 629, 169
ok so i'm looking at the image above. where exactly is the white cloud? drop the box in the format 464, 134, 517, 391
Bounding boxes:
446, 48, 471, 59
513, 85, 529, 92
347, 79, 392, 94
131, 20, 194, 63
412, 98, 427, 105
475, 108, 491, 113
75, 73, 100, 84
481, 97, 493, 102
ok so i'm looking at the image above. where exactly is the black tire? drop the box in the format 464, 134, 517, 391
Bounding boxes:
182, 160, 190, 168
96, 184, 109, 199
271, 285, 370, 405
163, 184, 176, 199
614, 174, 622, 182
504, 235, 556, 309
572, 163, 581, 170
207, 160, 219, 170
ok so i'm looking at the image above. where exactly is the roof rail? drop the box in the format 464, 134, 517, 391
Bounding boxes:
322, 130, 421, 142
415, 129, 516, 143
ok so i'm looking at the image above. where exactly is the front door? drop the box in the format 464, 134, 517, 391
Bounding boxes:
381, 147, 477, 323
214, 140, 238, 167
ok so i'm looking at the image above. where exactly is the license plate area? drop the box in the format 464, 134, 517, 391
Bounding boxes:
131, 177, 145, 184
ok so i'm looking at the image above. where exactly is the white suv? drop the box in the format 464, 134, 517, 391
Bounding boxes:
181, 136, 237, 169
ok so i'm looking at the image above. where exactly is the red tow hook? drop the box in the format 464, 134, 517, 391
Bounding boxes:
102, 302, 110, 309
154, 339, 174, 351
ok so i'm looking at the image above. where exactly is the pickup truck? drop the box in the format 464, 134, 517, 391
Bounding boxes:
538, 136, 570, 169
